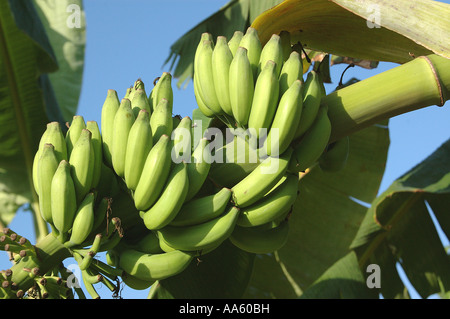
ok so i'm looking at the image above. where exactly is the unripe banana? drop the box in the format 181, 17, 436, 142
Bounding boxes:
85, 121, 102, 189
96, 162, 120, 199
289, 105, 331, 173
118, 249, 194, 282
279, 30, 292, 62
171, 116, 192, 163
212, 36, 233, 116
136, 231, 164, 254
124, 109, 153, 190
279, 51, 303, 97
65, 192, 95, 248
318, 136, 350, 172
247, 60, 280, 138
51, 160, 77, 236
69, 129, 95, 204
37, 144, 59, 224
131, 88, 152, 118
258, 34, 284, 77
33, 122, 66, 194
124, 87, 132, 100
121, 272, 154, 290
133, 134, 172, 211
264, 79, 303, 157
194, 72, 216, 118
170, 187, 232, 227
294, 70, 324, 139
65, 115, 86, 157
101, 89, 120, 167
184, 137, 211, 202
237, 173, 298, 227
129, 78, 146, 101
141, 161, 189, 230
229, 46, 254, 127
227, 30, 244, 57
149, 72, 173, 114
150, 98, 173, 145
195, 39, 223, 115
230, 220, 290, 254
112, 98, 135, 178
238, 27, 262, 80
231, 147, 293, 208
156, 206, 240, 252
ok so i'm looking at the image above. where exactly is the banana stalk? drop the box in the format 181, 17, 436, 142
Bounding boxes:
322, 54, 450, 143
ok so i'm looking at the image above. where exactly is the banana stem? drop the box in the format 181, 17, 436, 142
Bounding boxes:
8, 233, 71, 295
322, 54, 450, 143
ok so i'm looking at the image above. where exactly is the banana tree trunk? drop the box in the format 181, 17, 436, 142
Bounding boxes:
323, 54, 450, 143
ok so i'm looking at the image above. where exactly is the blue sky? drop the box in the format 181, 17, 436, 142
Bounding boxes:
2, 0, 449, 299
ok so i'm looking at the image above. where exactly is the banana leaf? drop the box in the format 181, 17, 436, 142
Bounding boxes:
251, 0, 449, 63
350, 138, 450, 299
0, 0, 57, 232
32, 0, 86, 122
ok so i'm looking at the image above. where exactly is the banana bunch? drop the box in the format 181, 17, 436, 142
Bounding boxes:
193, 28, 307, 157
32, 118, 122, 250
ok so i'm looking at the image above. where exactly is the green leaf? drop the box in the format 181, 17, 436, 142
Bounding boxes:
300, 251, 378, 299
164, 0, 283, 88
245, 121, 390, 298
0, 0, 61, 227
251, 0, 449, 63
32, 0, 86, 122
352, 138, 450, 298
148, 239, 255, 299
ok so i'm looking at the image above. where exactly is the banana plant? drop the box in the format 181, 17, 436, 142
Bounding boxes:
152, 0, 450, 299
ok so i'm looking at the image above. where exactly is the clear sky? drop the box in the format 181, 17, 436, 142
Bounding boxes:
2, 0, 449, 300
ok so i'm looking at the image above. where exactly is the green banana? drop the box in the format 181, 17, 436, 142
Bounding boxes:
169, 187, 232, 227
69, 129, 95, 204
112, 98, 135, 178
124, 109, 153, 190
149, 72, 173, 115
193, 33, 217, 118
37, 143, 59, 225
65, 115, 86, 157
100, 89, 120, 168
171, 116, 192, 163
279, 30, 292, 62
212, 36, 233, 116
121, 272, 154, 290
141, 161, 189, 230
156, 206, 240, 252
227, 30, 244, 57
131, 88, 152, 118
279, 50, 304, 97
124, 87, 132, 100
135, 231, 164, 254
264, 79, 303, 156
289, 105, 332, 173
238, 27, 262, 80
247, 59, 280, 138
118, 249, 194, 282
231, 147, 293, 208
40, 121, 68, 163
184, 137, 211, 202
195, 39, 223, 115
237, 173, 298, 227
230, 220, 290, 254
294, 70, 324, 140
65, 192, 95, 248
229, 46, 254, 128
133, 134, 172, 211
51, 160, 77, 236
85, 121, 102, 189
150, 98, 173, 145
258, 33, 284, 77
318, 136, 350, 172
